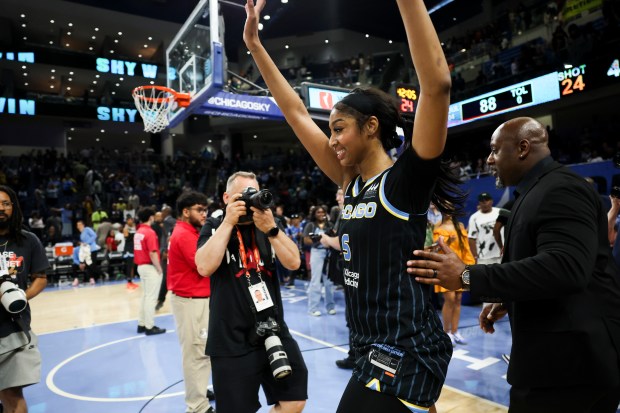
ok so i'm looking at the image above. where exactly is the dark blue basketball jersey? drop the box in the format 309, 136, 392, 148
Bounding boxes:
339, 147, 452, 406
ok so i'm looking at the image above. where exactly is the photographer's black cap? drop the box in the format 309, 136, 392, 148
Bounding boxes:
478, 192, 493, 201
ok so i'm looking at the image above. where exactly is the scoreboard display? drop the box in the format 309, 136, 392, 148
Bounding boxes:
395, 84, 418, 115
448, 72, 560, 128
460, 84, 533, 121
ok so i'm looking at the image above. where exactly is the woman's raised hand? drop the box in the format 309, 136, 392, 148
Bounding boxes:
243, 0, 266, 50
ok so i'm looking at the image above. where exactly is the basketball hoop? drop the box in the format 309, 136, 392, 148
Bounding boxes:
132, 85, 191, 133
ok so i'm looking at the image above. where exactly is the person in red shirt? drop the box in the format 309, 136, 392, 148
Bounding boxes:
133, 207, 166, 336
167, 191, 214, 413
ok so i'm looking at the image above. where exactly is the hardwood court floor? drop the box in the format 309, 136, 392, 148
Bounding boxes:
29, 280, 509, 412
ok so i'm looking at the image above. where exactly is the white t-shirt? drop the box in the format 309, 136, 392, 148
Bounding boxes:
468, 207, 501, 260
115, 232, 125, 252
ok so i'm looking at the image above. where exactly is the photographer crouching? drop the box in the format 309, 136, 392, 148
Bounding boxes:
0, 186, 49, 413
195, 172, 307, 413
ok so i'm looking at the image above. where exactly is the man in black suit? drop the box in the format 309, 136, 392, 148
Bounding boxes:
407, 117, 620, 412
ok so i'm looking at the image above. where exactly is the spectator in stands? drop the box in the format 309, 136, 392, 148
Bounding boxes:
0, 185, 49, 413
41, 224, 62, 247
96, 217, 112, 250
91, 207, 108, 231
134, 207, 166, 336
28, 212, 44, 240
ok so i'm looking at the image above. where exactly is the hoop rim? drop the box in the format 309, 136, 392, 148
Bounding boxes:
132, 85, 191, 106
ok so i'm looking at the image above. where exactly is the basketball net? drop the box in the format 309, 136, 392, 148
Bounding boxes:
132, 86, 190, 134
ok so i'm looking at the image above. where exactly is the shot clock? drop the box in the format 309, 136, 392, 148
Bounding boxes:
395, 84, 418, 115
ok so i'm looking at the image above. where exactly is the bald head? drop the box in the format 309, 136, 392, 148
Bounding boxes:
500, 117, 550, 155
487, 117, 552, 188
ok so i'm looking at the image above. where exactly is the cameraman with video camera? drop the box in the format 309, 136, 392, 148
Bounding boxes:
0, 186, 49, 413
195, 172, 307, 413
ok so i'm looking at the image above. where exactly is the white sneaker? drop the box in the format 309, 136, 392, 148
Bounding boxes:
328, 309, 336, 315
309, 311, 321, 317
453, 332, 467, 345
447, 332, 456, 347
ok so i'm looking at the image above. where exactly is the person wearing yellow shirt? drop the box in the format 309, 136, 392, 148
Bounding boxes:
433, 215, 475, 346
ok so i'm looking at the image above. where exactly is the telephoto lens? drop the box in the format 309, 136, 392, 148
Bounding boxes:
264, 335, 292, 379
0, 281, 27, 314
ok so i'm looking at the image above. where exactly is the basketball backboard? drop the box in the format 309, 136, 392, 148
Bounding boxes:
167, 0, 225, 128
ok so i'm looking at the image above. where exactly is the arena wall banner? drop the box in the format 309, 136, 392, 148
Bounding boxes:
562, 0, 602, 21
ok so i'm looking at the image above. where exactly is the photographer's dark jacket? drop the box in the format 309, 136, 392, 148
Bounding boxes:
197, 217, 290, 357
0, 231, 49, 351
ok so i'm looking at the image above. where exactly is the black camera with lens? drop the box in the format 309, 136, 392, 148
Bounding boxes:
611, 186, 620, 199
0, 274, 27, 314
238, 187, 274, 223
308, 232, 322, 243
255, 317, 292, 380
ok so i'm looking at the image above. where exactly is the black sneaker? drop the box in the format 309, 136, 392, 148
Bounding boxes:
207, 389, 215, 400
205, 407, 216, 413
137, 325, 146, 334
335, 357, 356, 369
145, 326, 166, 336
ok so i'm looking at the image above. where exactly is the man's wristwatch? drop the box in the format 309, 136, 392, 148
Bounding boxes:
460, 266, 471, 291
266, 227, 280, 238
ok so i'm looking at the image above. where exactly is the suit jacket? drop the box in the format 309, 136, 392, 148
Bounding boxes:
470, 157, 620, 388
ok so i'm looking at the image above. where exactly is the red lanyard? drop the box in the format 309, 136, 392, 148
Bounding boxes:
235, 227, 270, 278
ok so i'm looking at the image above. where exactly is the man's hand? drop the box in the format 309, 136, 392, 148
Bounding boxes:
251, 207, 276, 234
223, 193, 248, 227
406, 236, 466, 291
479, 303, 508, 334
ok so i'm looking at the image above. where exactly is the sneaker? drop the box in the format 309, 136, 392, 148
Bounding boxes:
205, 407, 216, 413
207, 389, 215, 401
155, 301, 164, 311
447, 332, 456, 347
309, 311, 321, 317
335, 357, 356, 369
328, 309, 337, 315
501, 354, 510, 364
145, 326, 166, 336
72, 278, 79, 287
285, 282, 295, 289
452, 332, 468, 345
137, 325, 146, 334
126, 282, 139, 290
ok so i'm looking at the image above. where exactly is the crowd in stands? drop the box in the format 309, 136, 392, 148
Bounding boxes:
1, 110, 617, 255
244, 0, 619, 105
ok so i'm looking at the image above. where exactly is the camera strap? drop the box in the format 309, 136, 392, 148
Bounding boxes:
235, 228, 275, 313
